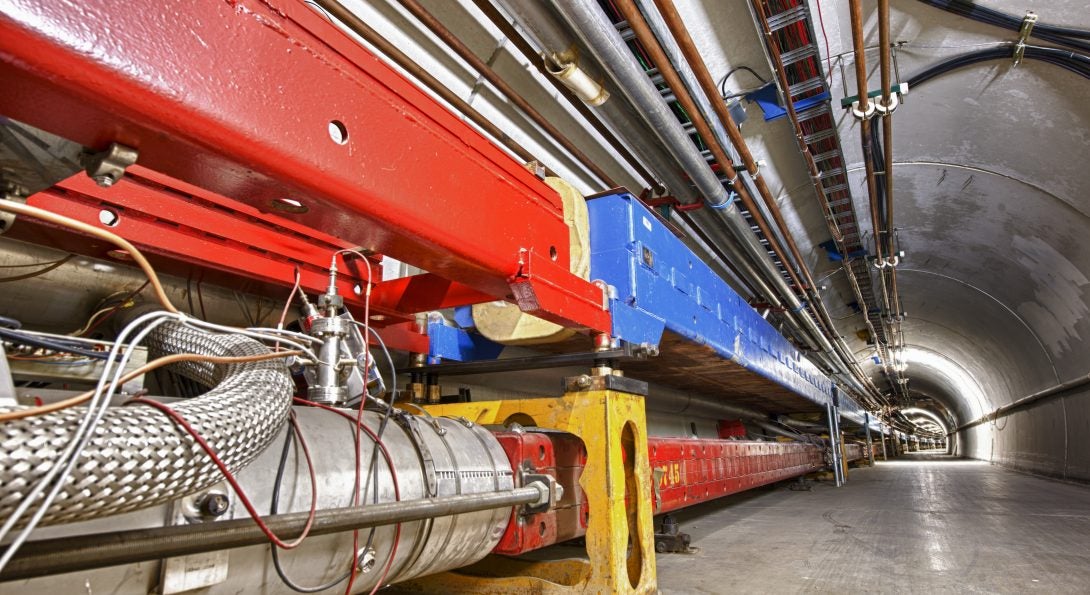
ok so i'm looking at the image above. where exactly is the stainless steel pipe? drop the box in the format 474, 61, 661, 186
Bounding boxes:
0, 486, 543, 581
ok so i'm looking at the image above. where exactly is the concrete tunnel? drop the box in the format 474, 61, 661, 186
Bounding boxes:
0, 0, 1088, 592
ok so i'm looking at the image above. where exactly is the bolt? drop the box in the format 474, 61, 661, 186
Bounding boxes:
356, 548, 376, 573
92, 175, 115, 188
199, 493, 230, 517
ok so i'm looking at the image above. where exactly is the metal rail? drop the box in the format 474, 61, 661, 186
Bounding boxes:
398, 347, 631, 375
0, 486, 545, 581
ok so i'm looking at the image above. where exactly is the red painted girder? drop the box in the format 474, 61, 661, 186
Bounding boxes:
648, 438, 824, 514
19, 168, 389, 313
0, 0, 608, 331
492, 430, 825, 555
369, 274, 496, 315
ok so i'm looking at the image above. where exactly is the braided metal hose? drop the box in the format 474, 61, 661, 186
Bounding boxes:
0, 321, 293, 526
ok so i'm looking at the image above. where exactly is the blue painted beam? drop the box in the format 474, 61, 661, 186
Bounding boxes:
587, 192, 863, 415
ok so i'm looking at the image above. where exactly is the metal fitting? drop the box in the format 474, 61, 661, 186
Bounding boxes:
198, 493, 230, 518
81, 143, 139, 188
355, 547, 377, 574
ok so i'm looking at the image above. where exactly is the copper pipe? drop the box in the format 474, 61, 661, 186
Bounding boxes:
470, 0, 661, 192
312, 0, 555, 177
653, 0, 841, 327
393, 0, 616, 187
848, 0, 891, 316
878, 0, 894, 256
611, 0, 808, 297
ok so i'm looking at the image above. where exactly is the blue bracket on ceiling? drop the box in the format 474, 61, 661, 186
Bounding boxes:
749, 84, 831, 122
426, 321, 504, 363
587, 192, 852, 410
819, 239, 843, 261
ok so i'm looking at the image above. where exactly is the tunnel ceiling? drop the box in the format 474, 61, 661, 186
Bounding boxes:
342, 0, 1089, 428
668, 0, 1090, 425
825, 1, 1088, 422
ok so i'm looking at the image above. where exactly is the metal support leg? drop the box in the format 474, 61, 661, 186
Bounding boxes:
864, 413, 875, 466
402, 391, 657, 594
826, 403, 844, 487
831, 404, 847, 482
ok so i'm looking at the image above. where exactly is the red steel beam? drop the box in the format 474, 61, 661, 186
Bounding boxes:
648, 437, 824, 514
494, 430, 827, 555
0, 0, 608, 332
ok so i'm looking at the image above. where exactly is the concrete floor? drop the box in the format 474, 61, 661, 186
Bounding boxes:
656, 453, 1090, 594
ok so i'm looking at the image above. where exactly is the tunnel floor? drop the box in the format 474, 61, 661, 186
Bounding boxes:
655, 453, 1090, 593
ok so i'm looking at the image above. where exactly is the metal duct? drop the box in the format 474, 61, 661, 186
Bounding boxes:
0, 320, 293, 527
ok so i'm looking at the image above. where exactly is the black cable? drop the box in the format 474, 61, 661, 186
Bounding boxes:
270, 415, 352, 593
0, 327, 109, 360
917, 1, 1090, 53
0, 254, 75, 283
906, 44, 1090, 89
719, 65, 770, 98
0, 315, 21, 329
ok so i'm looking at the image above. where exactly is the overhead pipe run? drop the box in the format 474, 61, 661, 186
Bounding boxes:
645, 0, 881, 406
392, 0, 618, 188
311, 0, 559, 178
848, 0, 888, 299
746, 0, 887, 408
608, 0, 811, 300
546, 0, 847, 373
955, 373, 1090, 433
485, 0, 796, 309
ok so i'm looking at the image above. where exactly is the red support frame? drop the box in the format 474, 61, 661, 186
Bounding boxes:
0, 0, 609, 332
492, 429, 827, 555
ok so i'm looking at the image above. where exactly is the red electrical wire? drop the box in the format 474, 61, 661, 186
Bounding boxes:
128, 398, 319, 549
813, 0, 835, 83
333, 251, 375, 595
80, 280, 151, 337
293, 398, 402, 594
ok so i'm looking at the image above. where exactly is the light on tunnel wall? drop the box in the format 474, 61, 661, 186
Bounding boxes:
899, 347, 988, 420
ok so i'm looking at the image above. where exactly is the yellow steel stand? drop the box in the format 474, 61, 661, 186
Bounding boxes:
395, 390, 657, 594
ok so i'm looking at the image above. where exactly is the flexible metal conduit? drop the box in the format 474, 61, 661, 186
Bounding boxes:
0, 486, 544, 581
0, 320, 293, 527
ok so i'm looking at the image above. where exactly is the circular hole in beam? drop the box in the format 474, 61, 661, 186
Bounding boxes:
328, 120, 349, 145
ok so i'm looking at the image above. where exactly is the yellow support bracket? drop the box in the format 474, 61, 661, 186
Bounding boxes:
396, 390, 657, 594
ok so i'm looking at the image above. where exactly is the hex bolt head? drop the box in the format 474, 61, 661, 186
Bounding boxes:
199, 493, 230, 517
92, 175, 115, 188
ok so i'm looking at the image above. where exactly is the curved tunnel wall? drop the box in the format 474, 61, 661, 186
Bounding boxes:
822, 1, 1090, 480
335, 0, 1090, 479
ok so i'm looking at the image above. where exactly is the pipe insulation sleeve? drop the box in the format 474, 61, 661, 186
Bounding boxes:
0, 320, 294, 527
